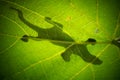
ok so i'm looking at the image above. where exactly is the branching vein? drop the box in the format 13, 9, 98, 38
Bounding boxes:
70, 44, 110, 80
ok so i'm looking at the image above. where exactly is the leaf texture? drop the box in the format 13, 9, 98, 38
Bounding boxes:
0, 0, 120, 80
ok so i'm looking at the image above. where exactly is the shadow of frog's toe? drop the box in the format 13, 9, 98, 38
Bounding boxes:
61, 52, 71, 62
21, 35, 29, 42
91, 57, 103, 65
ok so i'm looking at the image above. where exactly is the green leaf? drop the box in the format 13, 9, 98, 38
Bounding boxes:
9, 7, 102, 65
0, 0, 120, 80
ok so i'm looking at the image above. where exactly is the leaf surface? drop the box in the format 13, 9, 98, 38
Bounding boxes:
0, 0, 120, 80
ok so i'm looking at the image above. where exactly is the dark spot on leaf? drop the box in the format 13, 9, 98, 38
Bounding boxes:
86, 38, 96, 45
21, 35, 29, 42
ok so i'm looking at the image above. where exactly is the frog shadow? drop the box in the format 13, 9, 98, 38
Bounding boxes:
10, 7, 102, 65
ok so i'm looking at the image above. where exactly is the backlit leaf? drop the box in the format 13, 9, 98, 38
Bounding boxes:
0, 0, 120, 80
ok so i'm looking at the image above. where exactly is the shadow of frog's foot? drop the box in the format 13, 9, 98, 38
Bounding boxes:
21, 35, 29, 42
91, 57, 103, 65
61, 52, 72, 62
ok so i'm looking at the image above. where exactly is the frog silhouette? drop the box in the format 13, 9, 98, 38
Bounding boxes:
10, 7, 103, 65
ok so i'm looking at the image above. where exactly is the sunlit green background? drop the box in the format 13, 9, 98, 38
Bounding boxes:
0, 0, 120, 80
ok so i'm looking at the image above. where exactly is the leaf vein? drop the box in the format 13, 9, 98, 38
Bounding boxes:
2, 0, 74, 38
0, 15, 29, 35
112, 11, 120, 39
70, 44, 110, 80
0, 38, 19, 55
11, 43, 75, 78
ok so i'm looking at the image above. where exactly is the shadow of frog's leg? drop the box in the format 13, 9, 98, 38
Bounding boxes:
10, 7, 41, 33
75, 44, 103, 65
21, 35, 29, 42
45, 17, 63, 28
61, 45, 74, 62
21, 35, 42, 42
61, 51, 72, 62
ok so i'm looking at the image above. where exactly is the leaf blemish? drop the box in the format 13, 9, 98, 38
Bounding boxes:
66, 16, 72, 22
95, 28, 99, 33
